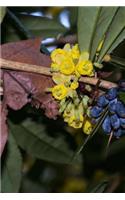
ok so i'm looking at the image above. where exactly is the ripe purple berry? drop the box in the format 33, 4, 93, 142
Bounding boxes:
106, 87, 118, 100
91, 106, 103, 118
120, 118, 125, 128
102, 116, 111, 134
109, 98, 117, 114
116, 101, 125, 118
119, 80, 125, 91
97, 95, 109, 107
110, 114, 120, 130
114, 129, 122, 138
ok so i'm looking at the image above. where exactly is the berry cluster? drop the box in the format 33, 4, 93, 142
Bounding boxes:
91, 87, 125, 138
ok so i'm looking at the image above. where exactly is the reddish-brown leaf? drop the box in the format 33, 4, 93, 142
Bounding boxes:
1, 38, 59, 119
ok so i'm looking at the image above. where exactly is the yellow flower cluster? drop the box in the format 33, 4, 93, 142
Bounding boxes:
49, 43, 94, 135
51, 43, 94, 76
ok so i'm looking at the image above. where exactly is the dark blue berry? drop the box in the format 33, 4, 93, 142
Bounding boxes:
97, 95, 109, 107
106, 87, 118, 100
91, 117, 100, 124
114, 129, 122, 138
110, 114, 120, 130
119, 80, 125, 91
91, 106, 103, 118
109, 98, 117, 114
102, 116, 111, 134
116, 101, 125, 118
120, 118, 125, 128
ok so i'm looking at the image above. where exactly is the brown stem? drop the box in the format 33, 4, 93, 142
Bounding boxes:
0, 58, 118, 89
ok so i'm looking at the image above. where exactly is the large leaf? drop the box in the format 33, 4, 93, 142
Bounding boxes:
9, 119, 81, 164
0, 7, 6, 23
90, 7, 118, 60
98, 7, 125, 62
110, 55, 125, 67
1, 133, 22, 193
108, 28, 125, 54
78, 7, 101, 53
4, 14, 67, 42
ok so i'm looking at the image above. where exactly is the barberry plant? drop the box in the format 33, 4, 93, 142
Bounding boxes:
1, 6, 125, 193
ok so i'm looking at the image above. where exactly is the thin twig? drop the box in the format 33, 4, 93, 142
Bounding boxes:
0, 58, 118, 89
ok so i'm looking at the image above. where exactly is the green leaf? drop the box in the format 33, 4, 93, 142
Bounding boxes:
78, 7, 101, 53
1, 133, 22, 193
108, 28, 125, 54
9, 119, 81, 164
0, 7, 6, 23
69, 7, 78, 27
98, 7, 125, 62
90, 7, 118, 60
110, 55, 125, 67
5, 14, 67, 42
89, 180, 108, 193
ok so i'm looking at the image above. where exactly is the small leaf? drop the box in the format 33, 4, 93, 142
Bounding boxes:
98, 7, 125, 62
90, 7, 118, 60
0, 7, 6, 23
78, 7, 101, 53
9, 119, 81, 164
1, 133, 22, 193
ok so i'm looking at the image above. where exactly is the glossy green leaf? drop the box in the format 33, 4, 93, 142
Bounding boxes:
98, 7, 125, 62
9, 119, 81, 164
108, 28, 125, 54
0, 7, 6, 23
90, 7, 118, 60
1, 133, 22, 193
78, 7, 101, 53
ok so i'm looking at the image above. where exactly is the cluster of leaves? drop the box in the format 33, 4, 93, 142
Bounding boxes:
0, 6, 125, 193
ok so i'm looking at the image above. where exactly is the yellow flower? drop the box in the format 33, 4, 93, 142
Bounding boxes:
70, 81, 79, 90
52, 84, 68, 100
51, 63, 60, 72
76, 60, 94, 76
83, 119, 93, 135
51, 48, 66, 65
63, 102, 74, 122
68, 114, 84, 129
71, 44, 80, 59
52, 73, 71, 84
60, 58, 75, 75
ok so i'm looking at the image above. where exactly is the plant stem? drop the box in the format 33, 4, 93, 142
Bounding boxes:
0, 58, 118, 89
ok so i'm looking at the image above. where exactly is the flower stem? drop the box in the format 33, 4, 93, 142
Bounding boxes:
0, 58, 118, 90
